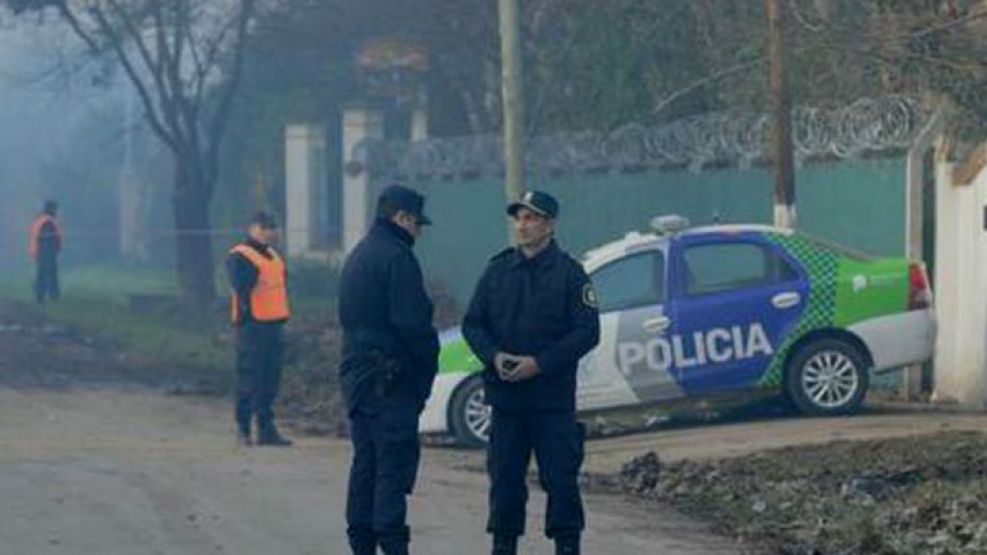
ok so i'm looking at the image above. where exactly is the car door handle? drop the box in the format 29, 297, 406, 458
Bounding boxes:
772, 292, 802, 309
642, 316, 671, 334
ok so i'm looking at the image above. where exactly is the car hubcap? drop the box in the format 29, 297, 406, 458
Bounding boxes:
465, 387, 492, 441
802, 350, 860, 409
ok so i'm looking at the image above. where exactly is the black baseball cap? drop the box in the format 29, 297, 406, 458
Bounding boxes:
250, 211, 278, 229
507, 190, 559, 219
377, 185, 432, 225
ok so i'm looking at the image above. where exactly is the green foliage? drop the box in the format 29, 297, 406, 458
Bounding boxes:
62, 265, 178, 298
0, 266, 230, 383
45, 297, 231, 379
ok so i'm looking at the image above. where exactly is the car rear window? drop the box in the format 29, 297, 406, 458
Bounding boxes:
683, 242, 799, 296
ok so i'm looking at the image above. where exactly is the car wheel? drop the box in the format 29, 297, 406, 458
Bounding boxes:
785, 337, 869, 416
449, 375, 491, 447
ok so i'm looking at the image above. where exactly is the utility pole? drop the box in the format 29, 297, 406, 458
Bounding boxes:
766, 0, 796, 229
498, 0, 525, 238
118, 87, 144, 261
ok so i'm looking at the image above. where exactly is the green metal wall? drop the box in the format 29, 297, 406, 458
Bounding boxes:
414, 158, 907, 307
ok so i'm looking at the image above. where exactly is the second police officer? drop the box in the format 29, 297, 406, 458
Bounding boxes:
338, 185, 440, 555
463, 190, 601, 555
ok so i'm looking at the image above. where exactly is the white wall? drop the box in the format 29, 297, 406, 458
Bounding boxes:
285, 124, 328, 257
341, 107, 385, 253
933, 161, 987, 407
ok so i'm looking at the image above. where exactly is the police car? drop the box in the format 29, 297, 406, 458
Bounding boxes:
421, 216, 936, 446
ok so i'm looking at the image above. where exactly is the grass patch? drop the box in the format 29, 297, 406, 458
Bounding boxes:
47, 299, 231, 379
0, 261, 449, 436
0, 266, 230, 388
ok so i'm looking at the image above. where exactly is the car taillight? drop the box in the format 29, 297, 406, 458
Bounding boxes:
908, 263, 932, 311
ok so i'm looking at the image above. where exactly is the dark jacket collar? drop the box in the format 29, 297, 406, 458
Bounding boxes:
244, 236, 272, 255
372, 218, 415, 247
510, 239, 560, 269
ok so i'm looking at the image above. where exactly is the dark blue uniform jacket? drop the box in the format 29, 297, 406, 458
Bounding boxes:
462, 240, 600, 412
338, 219, 440, 408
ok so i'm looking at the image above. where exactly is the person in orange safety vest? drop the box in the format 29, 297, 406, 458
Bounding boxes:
28, 200, 62, 304
226, 211, 292, 447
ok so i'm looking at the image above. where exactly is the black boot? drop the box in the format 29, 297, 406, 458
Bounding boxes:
235, 422, 252, 447
492, 535, 518, 555
347, 528, 376, 555
256, 421, 292, 447
379, 538, 409, 555
555, 535, 580, 555
236, 431, 253, 447
349, 544, 375, 555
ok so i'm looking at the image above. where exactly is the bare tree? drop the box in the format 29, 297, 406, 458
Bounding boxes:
7, 0, 259, 308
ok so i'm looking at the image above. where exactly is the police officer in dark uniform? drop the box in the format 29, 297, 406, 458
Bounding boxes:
338, 185, 440, 555
226, 212, 293, 447
463, 191, 600, 555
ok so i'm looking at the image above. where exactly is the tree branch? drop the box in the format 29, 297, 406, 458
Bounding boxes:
652, 58, 765, 116
192, 15, 236, 113
160, 0, 200, 153
55, 3, 101, 53
204, 0, 255, 191
85, 4, 179, 152
103, 0, 184, 143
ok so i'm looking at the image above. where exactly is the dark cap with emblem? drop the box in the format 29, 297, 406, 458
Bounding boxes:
250, 211, 278, 229
377, 184, 432, 225
507, 190, 559, 220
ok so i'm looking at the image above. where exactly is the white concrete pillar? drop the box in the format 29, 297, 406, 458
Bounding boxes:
411, 105, 429, 142
901, 110, 943, 399
285, 124, 328, 257
933, 160, 987, 407
342, 104, 385, 252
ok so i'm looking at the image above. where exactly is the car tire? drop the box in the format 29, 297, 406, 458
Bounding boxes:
785, 337, 869, 416
449, 375, 491, 448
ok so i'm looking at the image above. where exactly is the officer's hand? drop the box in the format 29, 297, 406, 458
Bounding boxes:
506, 356, 540, 382
495, 352, 522, 380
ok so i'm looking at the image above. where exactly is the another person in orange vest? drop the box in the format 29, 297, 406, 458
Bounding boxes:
226, 211, 292, 447
28, 200, 63, 304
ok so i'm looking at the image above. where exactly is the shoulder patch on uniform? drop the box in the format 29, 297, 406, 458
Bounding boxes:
581, 282, 598, 309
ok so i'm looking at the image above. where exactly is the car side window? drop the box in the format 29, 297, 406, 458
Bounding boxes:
683, 242, 798, 296
590, 251, 665, 313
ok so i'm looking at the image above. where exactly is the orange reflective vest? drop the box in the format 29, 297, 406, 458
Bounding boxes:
229, 244, 291, 324
28, 214, 62, 260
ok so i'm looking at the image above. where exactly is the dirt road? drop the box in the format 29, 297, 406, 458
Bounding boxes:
5, 303, 987, 554
0, 302, 735, 554
0, 386, 738, 555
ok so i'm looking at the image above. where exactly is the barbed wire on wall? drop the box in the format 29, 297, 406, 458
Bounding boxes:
354, 95, 927, 182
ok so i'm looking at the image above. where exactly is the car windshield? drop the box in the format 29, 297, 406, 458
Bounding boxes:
797, 232, 876, 261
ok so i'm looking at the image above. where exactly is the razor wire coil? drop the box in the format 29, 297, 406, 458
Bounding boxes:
354, 95, 926, 181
